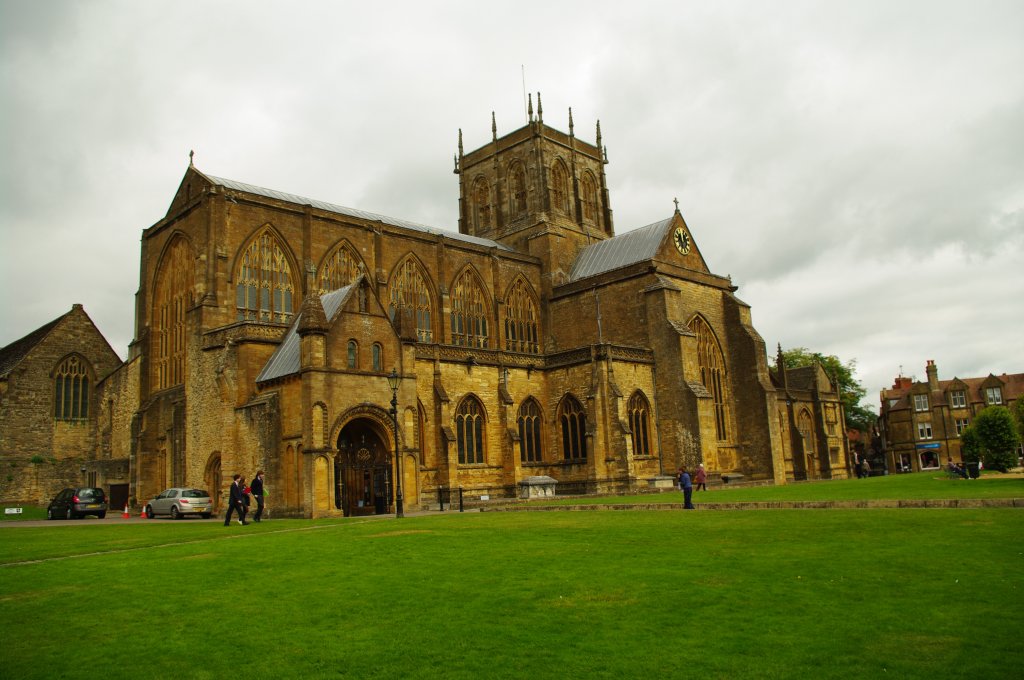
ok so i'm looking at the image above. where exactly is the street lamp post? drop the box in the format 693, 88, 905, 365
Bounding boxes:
387, 368, 404, 518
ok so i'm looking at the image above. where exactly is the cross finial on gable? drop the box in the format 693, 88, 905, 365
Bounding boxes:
189, 150, 194, 166
673, 197, 679, 212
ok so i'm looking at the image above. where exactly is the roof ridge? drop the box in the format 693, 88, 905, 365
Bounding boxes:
0, 308, 74, 377
203, 173, 513, 252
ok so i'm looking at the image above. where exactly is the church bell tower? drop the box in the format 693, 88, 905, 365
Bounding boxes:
455, 94, 614, 270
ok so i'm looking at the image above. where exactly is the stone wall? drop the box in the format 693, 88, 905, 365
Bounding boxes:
0, 306, 122, 504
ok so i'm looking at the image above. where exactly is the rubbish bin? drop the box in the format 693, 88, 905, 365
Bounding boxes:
965, 462, 980, 479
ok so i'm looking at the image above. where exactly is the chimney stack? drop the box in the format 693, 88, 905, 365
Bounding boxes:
925, 360, 939, 391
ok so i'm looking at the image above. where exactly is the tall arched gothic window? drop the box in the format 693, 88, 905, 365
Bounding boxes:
54, 356, 90, 421
372, 343, 383, 372
450, 269, 489, 349
517, 398, 543, 462
688, 316, 730, 441
347, 340, 358, 369
388, 258, 434, 343
559, 395, 587, 461
550, 161, 569, 213
581, 173, 598, 222
798, 409, 815, 460
455, 396, 485, 465
508, 163, 527, 218
504, 279, 539, 354
235, 229, 294, 324
153, 236, 194, 390
472, 177, 491, 232
628, 391, 652, 457
318, 242, 361, 293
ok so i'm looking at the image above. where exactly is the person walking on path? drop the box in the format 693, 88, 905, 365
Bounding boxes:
694, 463, 707, 491
250, 470, 266, 522
224, 474, 250, 526
678, 466, 695, 510
860, 457, 871, 479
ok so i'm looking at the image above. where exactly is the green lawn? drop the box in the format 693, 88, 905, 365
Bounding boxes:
532, 470, 1024, 505
1, 507, 1021, 679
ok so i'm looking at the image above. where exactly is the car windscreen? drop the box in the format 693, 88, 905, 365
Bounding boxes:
182, 489, 210, 498
78, 488, 105, 501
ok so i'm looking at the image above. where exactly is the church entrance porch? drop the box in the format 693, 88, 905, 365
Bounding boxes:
336, 419, 392, 517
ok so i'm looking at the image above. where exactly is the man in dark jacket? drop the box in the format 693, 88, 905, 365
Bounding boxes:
679, 466, 695, 510
250, 470, 266, 522
224, 474, 249, 526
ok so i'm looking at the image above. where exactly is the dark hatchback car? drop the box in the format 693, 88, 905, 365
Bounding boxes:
47, 487, 108, 519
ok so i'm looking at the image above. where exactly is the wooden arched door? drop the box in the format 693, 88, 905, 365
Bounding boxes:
336, 419, 392, 517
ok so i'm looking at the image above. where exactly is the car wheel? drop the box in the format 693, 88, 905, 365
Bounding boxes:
65, 506, 74, 520
97, 512, 106, 519
171, 506, 180, 520
146, 505, 155, 519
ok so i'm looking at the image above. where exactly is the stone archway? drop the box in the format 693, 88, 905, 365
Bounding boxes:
336, 418, 392, 517
204, 453, 222, 514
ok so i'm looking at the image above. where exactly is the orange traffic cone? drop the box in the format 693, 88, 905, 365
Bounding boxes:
122, 503, 130, 519
140, 506, 148, 519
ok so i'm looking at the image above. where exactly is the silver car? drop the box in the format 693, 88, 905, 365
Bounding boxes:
145, 488, 214, 519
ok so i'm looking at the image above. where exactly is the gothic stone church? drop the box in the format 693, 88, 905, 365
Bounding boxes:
0, 103, 853, 516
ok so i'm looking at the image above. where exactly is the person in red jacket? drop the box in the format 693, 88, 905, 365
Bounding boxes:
694, 463, 707, 491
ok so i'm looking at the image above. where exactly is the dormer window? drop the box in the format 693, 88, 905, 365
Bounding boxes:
913, 394, 929, 412
950, 390, 966, 408
985, 387, 1003, 405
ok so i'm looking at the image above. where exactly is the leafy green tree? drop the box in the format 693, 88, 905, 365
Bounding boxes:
960, 427, 982, 464
781, 348, 875, 431
961, 406, 1021, 473
1011, 396, 1024, 433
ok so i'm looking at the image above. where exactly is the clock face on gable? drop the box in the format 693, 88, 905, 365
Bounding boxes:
673, 226, 691, 255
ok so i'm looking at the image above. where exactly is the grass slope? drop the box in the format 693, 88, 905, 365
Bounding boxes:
1, 508, 1021, 679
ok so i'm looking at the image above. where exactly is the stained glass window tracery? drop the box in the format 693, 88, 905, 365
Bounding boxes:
235, 230, 294, 324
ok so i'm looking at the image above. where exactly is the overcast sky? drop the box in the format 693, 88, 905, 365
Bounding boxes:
2, 0, 1021, 411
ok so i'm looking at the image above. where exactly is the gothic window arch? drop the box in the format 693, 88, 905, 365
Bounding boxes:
153, 235, 195, 390
550, 160, 569, 214
235, 228, 295, 324
318, 241, 363, 293
508, 162, 528, 218
628, 391, 652, 457
54, 355, 91, 421
388, 256, 434, 343
518, 398, 543, 462
797, 409, 815, 458
347, 340, 358, 369
455, 395, 486, 465
559, 395, 588, 461
417, 399, 427, 451
450, 268, 490, 349
581, 172, 598, 223
472, 176, 491, 232
503, 278, 539, 354
372, 343, 383, 372
688, 315, 730, 441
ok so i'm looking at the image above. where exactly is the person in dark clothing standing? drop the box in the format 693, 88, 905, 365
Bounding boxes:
250, 470, 266, 522
224, 474, 249, 526
678, 466, 695, 510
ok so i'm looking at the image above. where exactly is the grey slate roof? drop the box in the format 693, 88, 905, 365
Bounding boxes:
569, 217, 672, 282
206, 174, 514, 252
255, 285, 355, 383
0, 314, 66, 378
